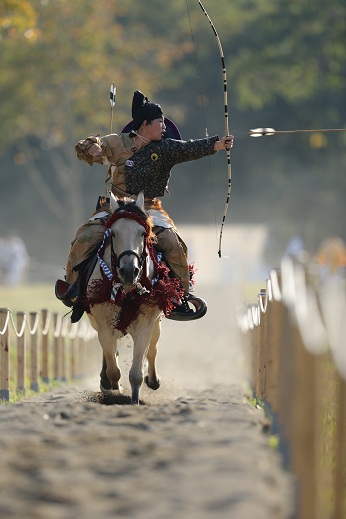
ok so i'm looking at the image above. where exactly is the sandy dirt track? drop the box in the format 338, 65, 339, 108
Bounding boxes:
0, 284, 293, 519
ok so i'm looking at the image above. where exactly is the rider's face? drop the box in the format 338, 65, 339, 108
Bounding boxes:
143, 118, 166, 141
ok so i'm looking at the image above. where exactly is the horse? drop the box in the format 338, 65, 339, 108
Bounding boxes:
84, 192, 184, 404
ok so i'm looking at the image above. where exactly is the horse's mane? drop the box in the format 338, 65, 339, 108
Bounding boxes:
106, 200, 156, 243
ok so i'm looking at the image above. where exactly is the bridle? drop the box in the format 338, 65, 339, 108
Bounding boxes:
101, 206, 151, 286
112, 242, 146, 271
116, 249, 144, 267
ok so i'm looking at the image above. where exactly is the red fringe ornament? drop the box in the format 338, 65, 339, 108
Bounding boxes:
84, 209, 184, 334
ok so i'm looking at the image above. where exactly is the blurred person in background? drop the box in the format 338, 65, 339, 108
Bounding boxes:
0, 234, 29, 286
316, 236, 346, 281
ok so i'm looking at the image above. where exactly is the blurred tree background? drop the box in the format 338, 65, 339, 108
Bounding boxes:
0, 0, 345, 274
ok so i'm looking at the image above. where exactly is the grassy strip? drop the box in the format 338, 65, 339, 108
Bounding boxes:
0, 284, 65, 313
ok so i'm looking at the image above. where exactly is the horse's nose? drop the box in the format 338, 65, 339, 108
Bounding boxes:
118, 265, 140, 284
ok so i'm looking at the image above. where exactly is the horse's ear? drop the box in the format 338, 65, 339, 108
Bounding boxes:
110, 193, 120, 213
136, 191, 145, 212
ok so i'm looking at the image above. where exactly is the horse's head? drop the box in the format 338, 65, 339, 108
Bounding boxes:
107, 192, 153, 289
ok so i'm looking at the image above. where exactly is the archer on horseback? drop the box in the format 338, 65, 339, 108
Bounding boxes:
55, 90, 234, 322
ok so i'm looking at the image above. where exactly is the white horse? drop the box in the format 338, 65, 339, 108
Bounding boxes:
85, 192, 183, 404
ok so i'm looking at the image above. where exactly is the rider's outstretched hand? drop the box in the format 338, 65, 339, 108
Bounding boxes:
214, 135, 234, 152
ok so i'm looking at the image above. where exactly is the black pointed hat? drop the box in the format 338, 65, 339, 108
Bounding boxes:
131, 90, 163, 130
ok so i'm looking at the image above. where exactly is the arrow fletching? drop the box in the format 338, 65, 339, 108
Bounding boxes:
249, 127, 276, 137
110, 83, 116, 107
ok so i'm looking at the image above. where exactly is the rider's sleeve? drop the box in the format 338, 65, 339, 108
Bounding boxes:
164, 135, 219, 166
97, 134, 124, 160
74, 134, 125, 166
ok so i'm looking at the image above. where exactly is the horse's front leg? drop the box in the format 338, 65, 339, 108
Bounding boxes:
145, 315, 161, 391
100, 351, 120, 391
98, 329, 121, 392
129, 314, 159, 404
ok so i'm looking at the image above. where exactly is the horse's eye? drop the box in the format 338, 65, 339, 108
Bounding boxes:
141, 231, 146, 238
111, 230, 116, 238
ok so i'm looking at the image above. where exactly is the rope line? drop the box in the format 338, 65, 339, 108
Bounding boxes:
11, 312, 27, 337
28, 312, 40, 335
1, 306, 97, 341
0, 308, 11, 335
41, 311, 51, 336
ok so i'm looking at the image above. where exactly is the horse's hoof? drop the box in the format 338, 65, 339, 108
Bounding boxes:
131, 389, 139, 405
100, 382, 122, 393
100, 378, 112, 391
144, 375, 161, 390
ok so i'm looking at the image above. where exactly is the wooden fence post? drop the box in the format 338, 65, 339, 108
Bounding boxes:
70, 323, 79, 380
273, 301, 293, 471
247, 306, 259, 395
53, 313, 61, 381
29, 312, 39, 392
266, 270, 284, 414
60, 318, 69, 382
258, 289, 268, 399
253, 323, 260, 396
16, 311, 26, 394
41, 309, 50, 384
78, 320, 91, 379
334, 373, 346, 519
290, 321, 317, 519
78, 334, 85, 379
266, 298, 283, 412
0, 308, 10, 401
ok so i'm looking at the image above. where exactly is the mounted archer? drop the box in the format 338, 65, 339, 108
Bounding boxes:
55, 90, 234, 322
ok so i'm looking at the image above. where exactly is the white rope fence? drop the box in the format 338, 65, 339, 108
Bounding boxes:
0, 308, 99, 402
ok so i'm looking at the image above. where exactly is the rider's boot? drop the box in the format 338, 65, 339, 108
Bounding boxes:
55, 279, 85, 323
55, 279, 80, 307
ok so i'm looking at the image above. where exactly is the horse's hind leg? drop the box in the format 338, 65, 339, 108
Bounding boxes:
145, 316, 161, 391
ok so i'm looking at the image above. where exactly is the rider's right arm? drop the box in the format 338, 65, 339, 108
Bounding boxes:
75, 134, 124, 166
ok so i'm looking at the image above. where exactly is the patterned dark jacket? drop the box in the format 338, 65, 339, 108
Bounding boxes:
124, 137, 218, 198
76, 132, 219, 199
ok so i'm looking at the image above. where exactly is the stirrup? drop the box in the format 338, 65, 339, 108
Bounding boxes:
166, 293, 207, 321
55, 279, 80, 307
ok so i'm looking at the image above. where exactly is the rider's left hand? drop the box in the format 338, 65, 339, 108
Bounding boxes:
214, 135, 234, 152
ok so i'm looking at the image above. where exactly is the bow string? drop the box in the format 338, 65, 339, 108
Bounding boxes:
198, 1, 232, 258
